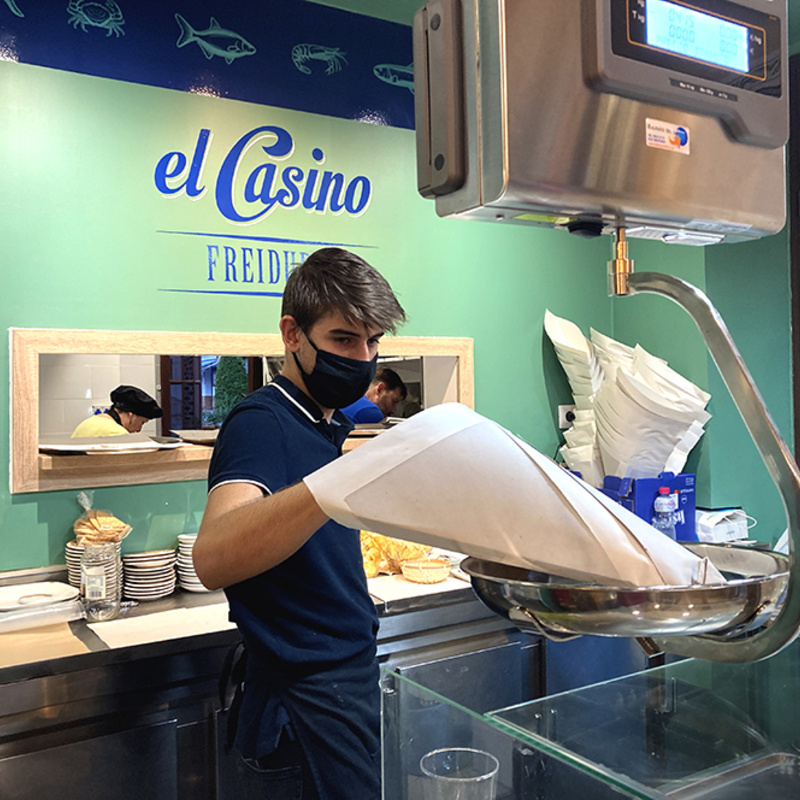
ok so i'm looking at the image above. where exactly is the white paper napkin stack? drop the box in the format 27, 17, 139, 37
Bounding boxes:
544, 310, 605, 487
595, 346, 710, 478
590, 327, 637, 381
305, 404, 724, 588
545, 312, 710, 484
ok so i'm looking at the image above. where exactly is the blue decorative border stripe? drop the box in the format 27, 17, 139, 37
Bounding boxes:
1, 0, 415, 129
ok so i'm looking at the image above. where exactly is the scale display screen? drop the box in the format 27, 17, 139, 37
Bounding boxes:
645, 0, 748, 72
610, 0, 781, 97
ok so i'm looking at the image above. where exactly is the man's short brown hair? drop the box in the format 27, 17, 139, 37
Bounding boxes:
373, 367, 407, 400
282, 248, 406, 333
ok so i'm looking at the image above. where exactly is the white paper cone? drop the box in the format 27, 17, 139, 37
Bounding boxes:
304, 404, 724, 588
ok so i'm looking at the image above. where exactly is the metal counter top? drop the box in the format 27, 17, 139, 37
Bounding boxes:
0, 565, 500, 690
0, 567, 534, 800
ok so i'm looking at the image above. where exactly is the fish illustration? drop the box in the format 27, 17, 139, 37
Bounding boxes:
175, 14, 256, 65
4, 0, 23, 17
291, 43, 347, 76
373, 63, 414, 93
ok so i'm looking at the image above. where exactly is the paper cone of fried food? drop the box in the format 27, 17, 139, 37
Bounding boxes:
305, 404, 723, 588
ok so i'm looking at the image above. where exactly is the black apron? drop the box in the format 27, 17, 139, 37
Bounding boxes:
223, 642, 381, 800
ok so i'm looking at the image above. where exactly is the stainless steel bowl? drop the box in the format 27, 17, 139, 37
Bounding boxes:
462, 544, 789, 639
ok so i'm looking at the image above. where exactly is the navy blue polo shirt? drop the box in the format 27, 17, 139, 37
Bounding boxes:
207, 375, 378, 667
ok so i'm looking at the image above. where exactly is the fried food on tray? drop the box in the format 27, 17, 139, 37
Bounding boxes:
360, 530, 431, 577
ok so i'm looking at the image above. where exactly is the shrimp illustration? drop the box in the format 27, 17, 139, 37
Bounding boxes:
291, 43, 347, 76
4, 0, 24, 18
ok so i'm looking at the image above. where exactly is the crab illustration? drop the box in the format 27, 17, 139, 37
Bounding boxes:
291, 43, 348, 76
67, 0, 125, 37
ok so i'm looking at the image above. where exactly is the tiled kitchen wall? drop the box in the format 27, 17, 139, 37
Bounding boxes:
39, 354, 160, 437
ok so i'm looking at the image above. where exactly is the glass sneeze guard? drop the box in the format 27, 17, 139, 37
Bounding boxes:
382, 637, 800, 799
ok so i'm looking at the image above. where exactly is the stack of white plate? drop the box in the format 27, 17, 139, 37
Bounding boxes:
0, 581, 83, 633
65, 540, 122, 594
0, 581, 80, 611
176, 533, 211, 592
122, 549, 177, 601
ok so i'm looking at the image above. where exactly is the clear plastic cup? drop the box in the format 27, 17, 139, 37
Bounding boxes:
420, 747, 499, 800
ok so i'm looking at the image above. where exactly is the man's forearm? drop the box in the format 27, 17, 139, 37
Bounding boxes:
193, 482, 329, 589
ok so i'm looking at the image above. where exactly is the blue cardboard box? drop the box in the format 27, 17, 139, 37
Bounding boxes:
601, 472, 698, 541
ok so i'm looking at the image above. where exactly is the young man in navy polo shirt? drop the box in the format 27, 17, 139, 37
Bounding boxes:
194, 248, 406, 800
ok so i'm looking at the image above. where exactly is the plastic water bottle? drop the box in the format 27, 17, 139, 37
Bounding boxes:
81, 542, 122, 622
651, 487, 678, 540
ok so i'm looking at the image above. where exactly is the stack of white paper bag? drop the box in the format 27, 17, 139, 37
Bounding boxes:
305, 404, 724, 588
545, 311, 710, 485
590, 327, 638, 381
544, 311, 605, 486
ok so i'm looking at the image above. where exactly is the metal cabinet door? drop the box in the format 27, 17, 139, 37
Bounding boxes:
0, 719, 177, 800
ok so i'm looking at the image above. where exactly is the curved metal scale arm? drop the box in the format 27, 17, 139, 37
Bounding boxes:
624, 270, 800, 662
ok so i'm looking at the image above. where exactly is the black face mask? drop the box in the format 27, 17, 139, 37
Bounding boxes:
293, 335, 378, 410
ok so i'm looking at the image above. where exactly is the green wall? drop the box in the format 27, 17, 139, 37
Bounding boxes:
1, 20, 795, 570
703, 228, 794, 544
0, 61, 619, 570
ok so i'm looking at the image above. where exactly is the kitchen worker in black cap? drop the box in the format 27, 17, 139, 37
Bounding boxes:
71, 385, 163, 438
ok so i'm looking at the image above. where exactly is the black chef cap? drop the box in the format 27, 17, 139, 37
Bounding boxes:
110, 385, 163, 419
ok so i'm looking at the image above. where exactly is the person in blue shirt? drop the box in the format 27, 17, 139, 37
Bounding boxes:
341, 367, 407, 424
193, 248, 406, 800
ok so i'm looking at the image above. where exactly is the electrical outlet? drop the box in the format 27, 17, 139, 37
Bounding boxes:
558, 404, 576, 430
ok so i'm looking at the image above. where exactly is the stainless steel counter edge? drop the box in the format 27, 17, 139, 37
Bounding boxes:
0, 567, 509, 720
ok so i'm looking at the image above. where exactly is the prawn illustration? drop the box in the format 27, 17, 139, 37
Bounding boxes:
373, 63, 414, 93
4, 0, 24, 17
175, 14, 256, 65
291, 43, 347, 76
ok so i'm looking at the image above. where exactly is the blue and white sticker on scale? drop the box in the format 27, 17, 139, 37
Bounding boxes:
646, 117, 691, 155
